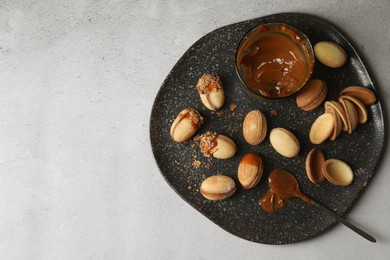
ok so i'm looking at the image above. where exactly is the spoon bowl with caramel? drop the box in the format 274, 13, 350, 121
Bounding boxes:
260, 169, 376, 242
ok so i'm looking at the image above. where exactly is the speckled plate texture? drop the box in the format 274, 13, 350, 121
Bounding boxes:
150, 13, 384, 244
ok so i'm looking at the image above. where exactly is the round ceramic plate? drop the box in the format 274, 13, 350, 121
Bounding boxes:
150, 13, 384, 244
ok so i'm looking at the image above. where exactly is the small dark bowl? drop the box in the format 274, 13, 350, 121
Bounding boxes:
235, 23, 315, 100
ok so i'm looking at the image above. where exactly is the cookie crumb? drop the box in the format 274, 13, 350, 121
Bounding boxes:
193, 134, 201, 142
187, 185, 192, 190
216, 110, 225, 117
270, 109, 278, 116
229, 103, 237, 112
205, 163, 212, 169
192, 160, 201, 168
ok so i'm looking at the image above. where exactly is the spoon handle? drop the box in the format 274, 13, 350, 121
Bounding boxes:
311, 200, 376, 243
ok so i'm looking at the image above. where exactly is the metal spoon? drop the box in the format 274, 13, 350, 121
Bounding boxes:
268, 170, 376, 242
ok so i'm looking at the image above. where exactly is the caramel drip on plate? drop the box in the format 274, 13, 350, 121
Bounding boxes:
260, 169, 312, 213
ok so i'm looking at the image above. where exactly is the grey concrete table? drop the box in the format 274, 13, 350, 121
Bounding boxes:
0, 0, 389, 259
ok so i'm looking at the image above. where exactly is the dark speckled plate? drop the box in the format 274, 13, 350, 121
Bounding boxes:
150, 13, 384, 244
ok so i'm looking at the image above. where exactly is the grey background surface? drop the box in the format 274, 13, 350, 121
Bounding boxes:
0, 0, 389, 259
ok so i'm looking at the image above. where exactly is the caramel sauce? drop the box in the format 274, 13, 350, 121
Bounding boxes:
207, 83, 218, 92
182, 114, 198, 128
240, 153, 261, 167
260, 169, 312, 213
237, 24, 314, 98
